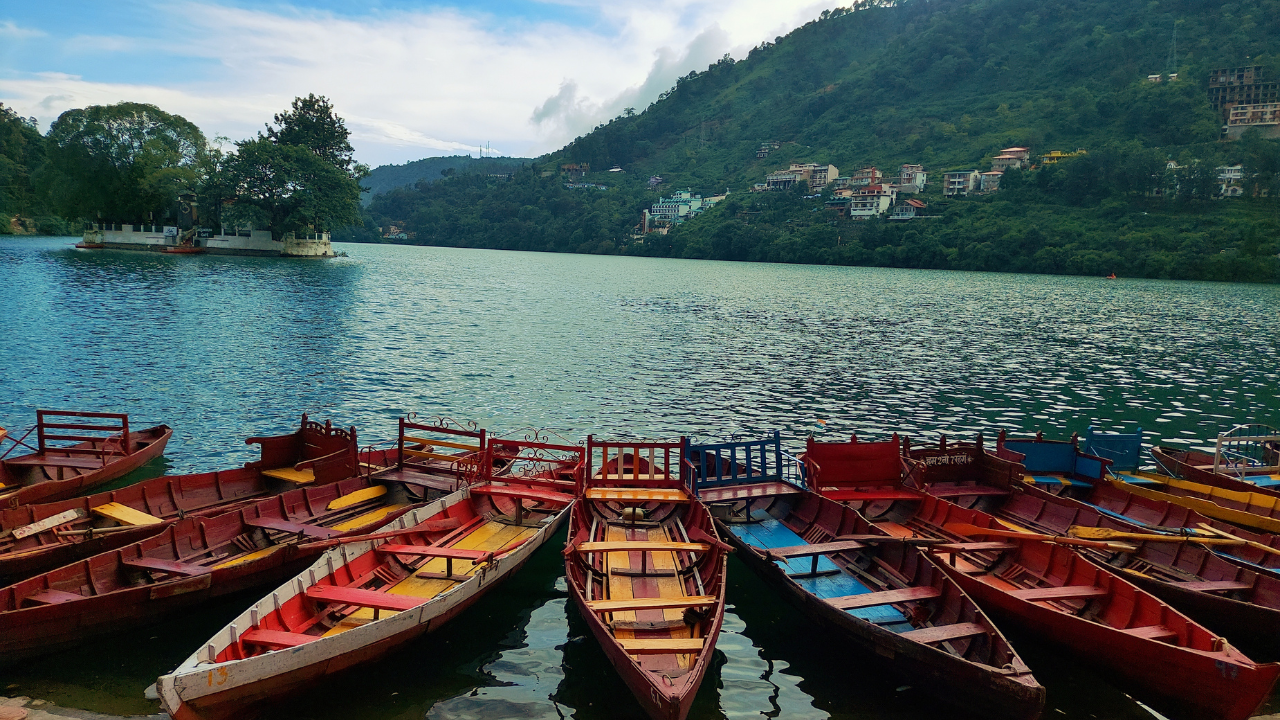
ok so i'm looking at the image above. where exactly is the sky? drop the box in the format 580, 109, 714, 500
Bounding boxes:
0, 0, 843, 167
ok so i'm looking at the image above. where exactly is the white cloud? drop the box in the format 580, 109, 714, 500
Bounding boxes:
0, 20, 46, 39
0, 1, 844, 166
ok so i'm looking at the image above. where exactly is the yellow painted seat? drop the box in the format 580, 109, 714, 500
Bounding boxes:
327, 485, 387, 511
261, 467, 315, 484
91, 502, 163, 526
585, 488, 689, 503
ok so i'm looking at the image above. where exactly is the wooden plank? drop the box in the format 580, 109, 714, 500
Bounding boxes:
5, 455, 104, 469
578, 541, 710, 554
305, 585, 425, 612
826, 586, 942, 610
377, 544, 493, 561
403, 449, 470, 463
240, 629, 318, 649
92, 502, 163, 527
1009, 585, 1108, 601
585, 488, 688, 503
821, 488, 924, 501
1122, 625, 1178, 641
261, 467, 315, 484
244, 516, 339, 539
403, 437, 481, 452
929, 542, 1019, 552
617, 638, 706, 654
24, 588, 83, 605
899, 622, 987, 644
1166, 580, 1253, 592
121, 556, 210, 576
757, 539, 867, 558
327, 485, 387, 511
927, 485, 1010, 498
470, 485, 574, 505
585, 595, 717, 613
597, 473, 670, 481
14, 508, 85, 539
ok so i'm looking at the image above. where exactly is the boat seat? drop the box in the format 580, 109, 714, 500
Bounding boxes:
697, 482, 801, 502
469, 485, 573, 505
596, 473, 671, 482
757, 539, 867, 559
585, 488, 688, 503
1166, 580, 1253, 592
617, 638, 705, 654
403, 436, 481, 453
240, 629, 318, 649
416, 517, 463, 532
5, 455, 105, 469
24, 589, 83, 605
121, 556, 210, 576
244, 516, 339, 539
820, 488, 924, 501
577, 541, 710, 553
826, 586, 942, 610
926, 485, 1011, 498
899, 622, 987, 644
1122, 625, 1178, 641
91, 502, 163, 526
376, 544, 494, 561
327, 485, 387, 511
260, 467, 315, 484
585, 595, 717, 613
305, 585, 425, 612
1008, 585, 1107, 601
930, 542, 1019, 552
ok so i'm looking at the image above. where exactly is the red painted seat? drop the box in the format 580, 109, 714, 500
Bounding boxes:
305, 585, 425, 612
241, 629, 317, 649
468, 485, 573, 505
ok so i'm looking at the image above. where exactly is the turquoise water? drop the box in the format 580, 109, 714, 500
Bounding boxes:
1, 237, 1278, 719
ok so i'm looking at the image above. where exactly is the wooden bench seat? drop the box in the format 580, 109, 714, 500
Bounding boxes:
617, 638, 706, 655
403, 436, 481, 453
376, 544, 493, 561
820, 488, 925, 501
244, 516, 339, 539
577, 541, 710, 554
260, 467, 315, 484
469, 485, 573, 505
24, 588, 83, 605
756, 540, 868, 559
930, 542, 1019, 552
241, 629, 318, 649
5, 455, 105, 469
585, 488, 688, 503
1167, 580, 1253, 592
597, 473, 671, 481
827, 586, 942, 610
1008, 585, 1108, 601
92, 502, 163, 526
327, 485, 387, 511
899, 622, 987, 644
697, 482, 801, 502
305, 585, 425, 612
926, 485, 1011, 498
122, 556, 210, 576
1122, 625, 1178, 641
585, 595, 717, 613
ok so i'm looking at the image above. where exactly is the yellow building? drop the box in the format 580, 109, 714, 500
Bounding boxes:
1040, 149, 1087, 165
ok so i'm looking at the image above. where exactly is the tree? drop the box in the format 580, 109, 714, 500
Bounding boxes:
40, 102, 208, 222
0, 104, 47, 222
218, 96, 365, 239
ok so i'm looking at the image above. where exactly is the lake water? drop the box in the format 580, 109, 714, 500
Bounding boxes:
1, 237, 1278, 719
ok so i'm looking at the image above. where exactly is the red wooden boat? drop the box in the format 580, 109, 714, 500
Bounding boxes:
0, 410, 171, 507
1152, 425, 1280, 494
805, 436, 1280, 720
0, 472, 427, 665
909, 435, 1280, 657
156, 438, 582, 720
686, 435, 1044, 719
0, 415, 360, 584
74, 241, 104, 249
161, 245, 206, 254
565, 438, 728, 720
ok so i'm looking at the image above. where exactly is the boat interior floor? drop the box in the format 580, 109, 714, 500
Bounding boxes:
602, 521, 699, 674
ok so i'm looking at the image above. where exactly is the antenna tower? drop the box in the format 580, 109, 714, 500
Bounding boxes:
1166, 21, 1178, 75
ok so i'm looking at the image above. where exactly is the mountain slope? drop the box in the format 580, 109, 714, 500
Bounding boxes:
360, 155, 531, 205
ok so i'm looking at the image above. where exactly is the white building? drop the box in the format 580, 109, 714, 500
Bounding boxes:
898, 164, 927, 192
847, 184, 898, 218
944, 170, 981, 196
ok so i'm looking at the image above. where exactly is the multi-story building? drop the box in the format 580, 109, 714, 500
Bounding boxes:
643, 190, 722, 231
980, 171, 1003, 192
847, 184, 898, 218
1041, 149, 1087, 165
1218, 165, 1246, 196
889, 198, 927, 220
1226, 103, 1280, 139
991, 147, 1031, 172
850, 167, 883, 187
763, 163, 839, 190
898, 164, 927, 191
1209, 66, 1280, 117
943, 170, 981, 196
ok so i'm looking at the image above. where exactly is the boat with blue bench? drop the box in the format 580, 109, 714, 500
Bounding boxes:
685, 434, 1046, 720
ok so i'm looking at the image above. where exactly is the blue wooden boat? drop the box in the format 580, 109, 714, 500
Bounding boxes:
686, 435, 1045, 720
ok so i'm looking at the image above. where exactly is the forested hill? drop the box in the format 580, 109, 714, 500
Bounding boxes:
360, 155, 530, 205
362, 0, 1280, 283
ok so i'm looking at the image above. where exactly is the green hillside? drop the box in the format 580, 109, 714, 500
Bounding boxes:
360, 155, 531, 205
364, 0, 1280, 282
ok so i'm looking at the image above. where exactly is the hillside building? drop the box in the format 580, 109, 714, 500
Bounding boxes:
847, 184, 897, 218
991, 147, 1031, 172
1226, 103, 1280, 139
898, 164, 927, 192
944, 170, 981, 196
980, 171, 1003, 192
850, 167, 883, 187
763, 163, 839, 190
643, 190, 723, 232
1209, 66, 1279, 119
889, 198, 928, 220
1041, 149, 1087, 164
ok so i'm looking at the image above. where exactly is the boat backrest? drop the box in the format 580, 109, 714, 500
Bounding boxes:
684, 431, 801, 496
34, 410, 130, 459
397, 417, 486, 475
998, 432, 1110, 482
585, 437, 685, 492
475, 438, 585, 490
246, 415, 357, 476
801, 435, 903, 490
1084, 427, 1143, 473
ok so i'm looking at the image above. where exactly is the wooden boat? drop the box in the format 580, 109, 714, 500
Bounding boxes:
687, 435, 1045, 720
808, 435, 1280, 720
1152, 425, 1280, 492
155, 438, 581, 720
74, 240, 104, 249
0, 415, 361, 584
0, 473, 426, 665
909, 434, 1280, 656
565, 438, 728, 720
0, 410, 171, 506
161, 245, 206, 254
364, 416, 506, 494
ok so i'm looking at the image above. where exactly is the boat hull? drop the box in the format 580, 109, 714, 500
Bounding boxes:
2, 424, 172, 506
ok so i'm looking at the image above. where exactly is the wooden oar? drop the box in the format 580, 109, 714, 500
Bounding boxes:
1196, 523, 1280, 559
943, 522, 1137, 552
1067, 526, 1253, 547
